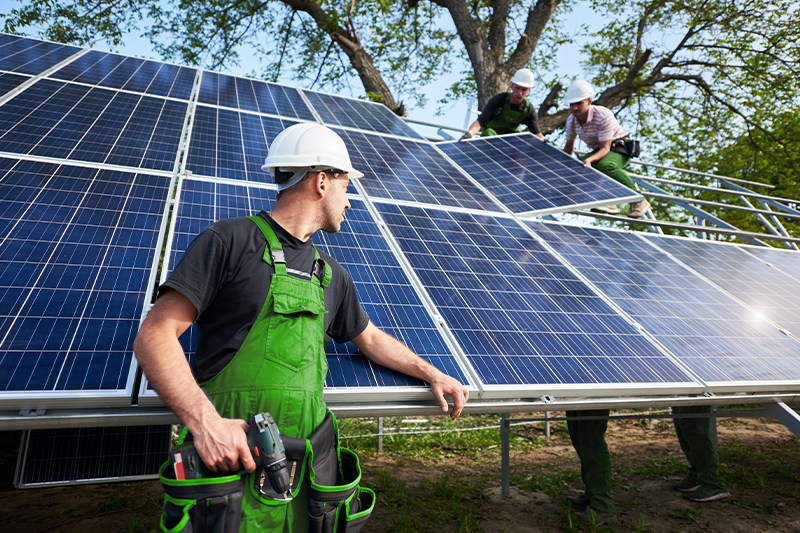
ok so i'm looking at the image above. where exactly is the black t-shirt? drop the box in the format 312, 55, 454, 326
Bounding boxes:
477, 92, 541, 133
160, 211, 370, 382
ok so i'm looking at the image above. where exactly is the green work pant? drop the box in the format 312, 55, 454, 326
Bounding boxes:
673, 406, 727, 490
566, 410, 614, 513
580, 150, 636, 190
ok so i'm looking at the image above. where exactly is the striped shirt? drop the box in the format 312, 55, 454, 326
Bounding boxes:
565, 105, 627, 150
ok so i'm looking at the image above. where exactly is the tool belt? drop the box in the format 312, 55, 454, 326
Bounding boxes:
159, 412, 375, 533
610, 136, 640, 158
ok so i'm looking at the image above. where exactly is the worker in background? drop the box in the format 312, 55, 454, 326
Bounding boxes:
672, 406, 731, 502
461, 68, 546, 140
134, 123, 469, 531
562, 80, 651, 218
565, 410, 615, 525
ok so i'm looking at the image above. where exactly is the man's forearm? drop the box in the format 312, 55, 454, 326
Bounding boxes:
133, 317, 218, 435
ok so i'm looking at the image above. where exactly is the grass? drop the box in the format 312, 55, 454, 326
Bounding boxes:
338, 413, 800, 532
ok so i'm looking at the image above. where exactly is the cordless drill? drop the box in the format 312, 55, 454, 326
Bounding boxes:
170, 412, 290, 495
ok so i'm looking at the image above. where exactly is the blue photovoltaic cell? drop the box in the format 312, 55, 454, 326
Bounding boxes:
335, 128, 499, 211
0, 37, 80, 75
303, 90, 425, 140
164, 179, 469, 390
0, 33, 23, 50
0, 79, 187, 171
376, 204, 692, 390
51, 50, 196, 100
0, 159, 171, 398
742, 245, 800, 283
198, 72, 316, 121
438, 134, 640, 215
640, 235, 800, 339
0, 72, 29, 98
19, 425, 169, 485
186, 106, 300, 182
531, 222, 800, 385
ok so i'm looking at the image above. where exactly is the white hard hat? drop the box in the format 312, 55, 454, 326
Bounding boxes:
261, 123, 364, 181
565, 80, 594, 104
510, 68, 535, 89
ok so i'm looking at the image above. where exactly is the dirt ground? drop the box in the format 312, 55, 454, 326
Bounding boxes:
0, 413, 798, 532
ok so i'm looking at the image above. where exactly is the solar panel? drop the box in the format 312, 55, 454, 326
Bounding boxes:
335, 127, 501, 211
302, 89, 425, 140
530, 222, 800, 390
741, 245, 800, 283
0, 79, 188, 171
197, 71, 316, 121
375, 203, 696, 398
437, 134, 642, 215
640, 235, 800, 339
142, 177, 475, 402
185, 106, 301, 181
0, 158, 172, 407
0, 36, 80, 75
16, 425, 169, 487
0, 71, 29, 98
50, 50, 197, 100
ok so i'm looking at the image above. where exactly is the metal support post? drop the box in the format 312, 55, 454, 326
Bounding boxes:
377, 417, 383, 453
501, 413, 510, 495
544, 411, 551, 439
762, 402, 800, 438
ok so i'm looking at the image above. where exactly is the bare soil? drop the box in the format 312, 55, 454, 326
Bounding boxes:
1, 414, 798, 533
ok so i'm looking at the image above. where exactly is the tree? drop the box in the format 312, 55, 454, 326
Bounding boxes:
3, 0, 799, 144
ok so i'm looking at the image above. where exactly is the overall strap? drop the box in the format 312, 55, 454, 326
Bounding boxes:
249, 215, 332, 287
248, 215, 287, 275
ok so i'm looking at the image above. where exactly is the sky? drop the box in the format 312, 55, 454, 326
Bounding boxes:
0, 0, 597, 140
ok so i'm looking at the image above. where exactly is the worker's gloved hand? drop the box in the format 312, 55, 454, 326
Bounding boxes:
459, 132, 472, 142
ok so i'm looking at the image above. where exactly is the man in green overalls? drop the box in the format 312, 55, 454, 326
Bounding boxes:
134, 123, 470, 532
461, 68, 545, 140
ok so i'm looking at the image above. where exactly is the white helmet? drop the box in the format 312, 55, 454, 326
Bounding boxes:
565, 80, 594, 104
261, 123, 364, 189
510, 68, 535, 89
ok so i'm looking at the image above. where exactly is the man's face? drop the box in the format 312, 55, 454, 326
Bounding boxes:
318, 172, 351, 233
510, 83, 531, 105
569, 98, 592, 118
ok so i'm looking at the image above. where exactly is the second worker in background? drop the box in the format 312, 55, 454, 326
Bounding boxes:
562, 80, 651, 218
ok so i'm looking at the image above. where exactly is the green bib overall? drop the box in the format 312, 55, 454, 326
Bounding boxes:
201, 215, 332, 532
482, 92, 529, 136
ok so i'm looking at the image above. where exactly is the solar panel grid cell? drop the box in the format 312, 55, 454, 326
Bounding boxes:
642, 236, 800, 341
531, 222, 800, 386
744, 246, 800, 281
438, 135, 639, 215
185, 107, 299, 182
0, 39, 79, 75
0, 159, 170, 398
0, 72, 29, 99
335, 128, 500, 211
376, 204, 691, 393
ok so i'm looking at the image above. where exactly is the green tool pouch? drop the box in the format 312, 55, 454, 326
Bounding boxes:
159, 461, 244, 533
307, 413, 375, 533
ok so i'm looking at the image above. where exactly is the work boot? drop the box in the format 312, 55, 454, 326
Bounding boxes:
626, 199, 651, 218
674, 474, 701, 493
566, 493, 590, 511
590, 205, 619, 214
687, 484, 731, 502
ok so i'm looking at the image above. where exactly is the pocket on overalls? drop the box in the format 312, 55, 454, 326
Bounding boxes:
307, 414, 374, 533
159, 461, 244, 533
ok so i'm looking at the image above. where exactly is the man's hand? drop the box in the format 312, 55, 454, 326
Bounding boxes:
459, 132, 472, 142
430, 373, 469, 420
193, 415, 256, 474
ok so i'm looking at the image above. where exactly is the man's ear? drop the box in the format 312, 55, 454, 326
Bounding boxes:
311, 171, 327, 197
